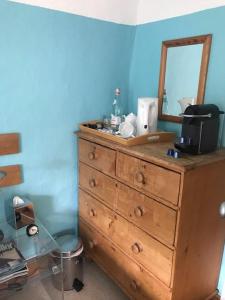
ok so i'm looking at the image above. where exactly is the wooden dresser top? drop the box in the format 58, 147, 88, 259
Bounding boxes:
77, 131, 225, 173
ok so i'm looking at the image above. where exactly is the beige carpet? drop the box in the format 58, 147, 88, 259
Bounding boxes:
65, 260, 128, 300
5, 260, 128, 300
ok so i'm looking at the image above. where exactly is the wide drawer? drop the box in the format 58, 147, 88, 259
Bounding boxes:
116, 152, 181, 205
80, 220, 172, 300
79, 162, 117, 209
117, 183, 177, 246
79, 139, 116, 176
79, 189, 173, 286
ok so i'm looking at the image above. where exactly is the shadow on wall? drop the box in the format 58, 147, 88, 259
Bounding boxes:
27, 194, 78, 235
2, 194, 77, 235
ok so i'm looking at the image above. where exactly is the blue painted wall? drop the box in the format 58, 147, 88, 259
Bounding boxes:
1, 0, 225, 293
129, 6, 225, 292
0, 1, 134, 233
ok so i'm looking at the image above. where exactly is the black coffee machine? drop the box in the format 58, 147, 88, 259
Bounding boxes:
175, 104, 224, 155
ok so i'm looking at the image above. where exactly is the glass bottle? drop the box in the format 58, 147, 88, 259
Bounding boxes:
111, 88, 122, 130
162, 88, 169, 114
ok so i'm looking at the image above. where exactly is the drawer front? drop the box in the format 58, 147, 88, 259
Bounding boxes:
79, 189, 115, 235
117, 183, 177, 246
79, 189, 173, 286
80, 220, 172, 300
79, 139, 116, 176
79, 162, 117, 208
116, 152, 181, 205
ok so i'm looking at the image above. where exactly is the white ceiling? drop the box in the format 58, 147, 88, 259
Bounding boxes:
9, 0, 139, 25
9, 0, 225, 25
137, 0, 225, 24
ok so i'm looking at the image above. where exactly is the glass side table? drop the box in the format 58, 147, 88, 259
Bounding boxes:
0, 219, 64, 300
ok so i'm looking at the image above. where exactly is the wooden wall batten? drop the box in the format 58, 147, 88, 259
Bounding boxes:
0, 133, 20, 155
0, 165, 22, 188
0, 133, 22, 188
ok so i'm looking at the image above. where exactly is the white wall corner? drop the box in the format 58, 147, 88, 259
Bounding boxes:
8, 0, 139, 25
136, 0, 225, 24
8, 0, 225, 25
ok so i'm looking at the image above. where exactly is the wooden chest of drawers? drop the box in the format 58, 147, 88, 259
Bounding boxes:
77, 132, 225, 300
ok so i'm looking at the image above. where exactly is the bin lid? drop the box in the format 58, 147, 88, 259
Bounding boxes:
52, 229, 83, 258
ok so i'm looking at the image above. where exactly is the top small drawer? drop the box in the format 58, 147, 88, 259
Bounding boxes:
79, 139, 116, 176
116, 152, 181, 206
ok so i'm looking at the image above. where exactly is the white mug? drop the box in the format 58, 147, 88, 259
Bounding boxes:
178, 98, 195, 113
125, 113, 137, 127
119, 122, 136, 138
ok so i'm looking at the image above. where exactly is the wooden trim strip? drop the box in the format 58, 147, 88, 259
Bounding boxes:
0, 133, 20, 155
196, 34, 212, 104
162, 34, 212, 48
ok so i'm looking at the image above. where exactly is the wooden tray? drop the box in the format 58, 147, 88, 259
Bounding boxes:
80, 121, 176, 146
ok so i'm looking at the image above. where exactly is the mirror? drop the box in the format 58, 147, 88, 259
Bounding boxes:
158, 34, 212, 123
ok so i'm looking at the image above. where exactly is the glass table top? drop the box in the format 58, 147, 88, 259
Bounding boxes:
0, 219, 64, 300
0, 218, 61, 282
0, 218, 60, 262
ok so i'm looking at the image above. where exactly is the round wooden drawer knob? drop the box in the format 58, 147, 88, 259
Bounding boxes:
135, 172, 145, 184
89, 240, 97, 249
134, 206, 144, 218
89, 208, 96, 217
88, 152, 95, 160
89, 178, 96, 188
131, 243, 143, 254
130, 280, 139, 291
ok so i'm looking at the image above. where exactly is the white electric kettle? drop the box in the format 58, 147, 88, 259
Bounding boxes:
136, 97, 158, 136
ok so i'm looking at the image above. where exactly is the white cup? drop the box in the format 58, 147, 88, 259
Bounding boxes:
125, 113, 137, 128
119, 122, 136, 138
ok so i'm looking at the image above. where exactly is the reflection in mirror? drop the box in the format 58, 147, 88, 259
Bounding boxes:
158, 34, 212, 123
163, 44, 203, 116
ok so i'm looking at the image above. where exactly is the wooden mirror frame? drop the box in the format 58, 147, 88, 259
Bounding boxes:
158, 34, 212, 123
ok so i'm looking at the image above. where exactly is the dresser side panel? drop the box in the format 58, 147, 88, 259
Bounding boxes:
172, 160, 225, 300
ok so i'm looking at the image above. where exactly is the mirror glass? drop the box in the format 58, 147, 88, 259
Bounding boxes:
158, 34, 212, 123
163, 44, 203, 116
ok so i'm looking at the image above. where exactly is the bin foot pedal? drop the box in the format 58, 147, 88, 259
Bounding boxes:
73, 278, 84, 292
